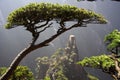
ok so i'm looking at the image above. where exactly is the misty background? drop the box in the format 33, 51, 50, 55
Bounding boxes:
0, 0, 120, 80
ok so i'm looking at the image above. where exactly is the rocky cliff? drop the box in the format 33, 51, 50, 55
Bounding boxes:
36, 35, 89, 80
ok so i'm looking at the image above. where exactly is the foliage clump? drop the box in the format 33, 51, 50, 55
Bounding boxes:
0, 66, 34, 80
78, 54, 115, 69
104, 29, 120, 54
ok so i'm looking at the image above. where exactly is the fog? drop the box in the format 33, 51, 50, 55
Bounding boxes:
0, 0, 120, 80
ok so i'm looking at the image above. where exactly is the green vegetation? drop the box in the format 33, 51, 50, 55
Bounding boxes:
78, 54, 115, 69
77, 54, 120, 79
104, 29, 120, 54
0, 67, 7, 77
0, 66, 34, 80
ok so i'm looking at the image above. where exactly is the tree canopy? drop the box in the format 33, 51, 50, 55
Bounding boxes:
5, 3, 107, 29
104, 29, 120, 54
0, 66, 34, 80
78, 54, 115, 69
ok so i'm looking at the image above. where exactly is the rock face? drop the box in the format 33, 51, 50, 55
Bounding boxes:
63, 35, 89, 80
65, 35, 79, 62
36, 35, 89, 80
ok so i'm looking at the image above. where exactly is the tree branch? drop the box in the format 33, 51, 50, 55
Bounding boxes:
115, 60, 120, 78
33, 22, 82, 50
29, 22, 53, 46
38, 22, 53, 33
35, 20, 49, 29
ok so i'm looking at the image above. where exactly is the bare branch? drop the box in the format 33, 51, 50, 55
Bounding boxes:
38, 22, 53, 33
110, 55, 120, 79
35, 20, 49, 29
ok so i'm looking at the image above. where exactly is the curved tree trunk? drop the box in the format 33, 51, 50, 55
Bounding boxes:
0, 45, 35, 80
